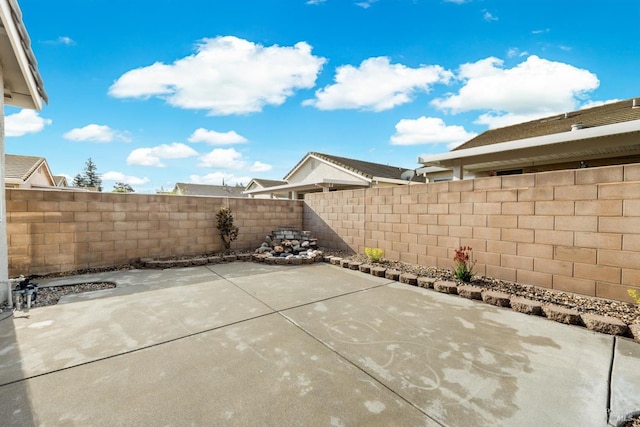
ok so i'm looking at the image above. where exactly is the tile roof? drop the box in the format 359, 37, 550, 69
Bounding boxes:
5, 154, 45, 180
174, 183, 248, 197
293, 152, 419, 181
455, 97, 640, 150
251, 179, 287, 188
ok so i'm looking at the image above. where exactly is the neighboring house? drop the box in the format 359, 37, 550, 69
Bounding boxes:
244, 178, 288, 199
418, 98, 640, 181
244, 152, 423, 199
53, 175, 69, 187
4, 154, 55, 188
171, 182, 248, 198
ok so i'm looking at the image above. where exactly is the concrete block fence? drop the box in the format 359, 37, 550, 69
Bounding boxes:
304, 163, 640, 303
5, 162, 640, 303
6, 190, 303, 277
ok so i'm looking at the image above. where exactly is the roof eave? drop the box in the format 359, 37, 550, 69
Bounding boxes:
418, 119, 640, 168
0, 0, 47, 110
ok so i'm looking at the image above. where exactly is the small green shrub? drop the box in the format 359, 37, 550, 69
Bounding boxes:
628, 289, 640, 305
216, 206, 239, 250
453, 246, 476, 283
365, 247, 384, 263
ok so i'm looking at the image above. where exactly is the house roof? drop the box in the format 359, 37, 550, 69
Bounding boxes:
455, 98, 640, 151
418, 98, 640, 173
53, 175, 68, 187
250, 178, 287, 188
5, 154, 46, 180
285, 152, 419, 182
0, 0, 48, 109
174, 183, 248, 197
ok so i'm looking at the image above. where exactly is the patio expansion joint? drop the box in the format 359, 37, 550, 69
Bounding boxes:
279, 310, 446, 427
0, 309, 278, 390
606, 336, 616, 425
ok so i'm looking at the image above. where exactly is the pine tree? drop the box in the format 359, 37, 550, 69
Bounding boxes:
73, 158, 102, 191
113, 182, 134, 193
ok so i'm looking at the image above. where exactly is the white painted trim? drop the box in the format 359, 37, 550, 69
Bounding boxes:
0, 0, 43, 110
418, 119, 640, 166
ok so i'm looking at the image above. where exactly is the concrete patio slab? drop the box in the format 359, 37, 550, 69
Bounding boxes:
0, 278, 272, 385
0, 314, 438, 427
284, 282, 613, 426
610, 338, 640, 426
224, 263, 392, 311
1, 263, 638, 426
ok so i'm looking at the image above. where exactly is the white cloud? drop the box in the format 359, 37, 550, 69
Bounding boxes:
188, 128, 247, 145
109, 36, 326, 115
127, 143, 198, 167
356, 0, 378, 8
532, 28, 550, 35
431, 55, 599, 128
390, 116, 477, 148
580, 99, 620, 109
44, 36, 76, 46
306, 0, 326, 4
483, 10, 498, 21
64, 124, 131, 142
444, 0, 471, 3
304, 57, 452, 111
198, 148, 246, 169
507, 48, 528, 58
249, 161, 272, 172
5, 109, 52, 136
196, 147, 271, 172
189, 172, 251, 186
101, 171, 150, 185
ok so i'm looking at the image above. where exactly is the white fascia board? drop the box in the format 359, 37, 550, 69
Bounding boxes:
284, 153, 372, 184
372, 177, 414, 185
417, 119, 640, 166
243, 178, 368, 195
0, 0, 43, 110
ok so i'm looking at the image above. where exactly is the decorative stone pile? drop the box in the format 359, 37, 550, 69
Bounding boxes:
252, 227, 324, 265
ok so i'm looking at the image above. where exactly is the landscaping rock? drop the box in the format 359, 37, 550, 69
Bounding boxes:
399, 273, 418, 286
370, 267, 387, 277
434, 280, 458, 294
510, 297, 543, 316
417, 277, 436, 289
323, 255, 333, 263
359, 264, 372, 274
581, 313, 629, 336
348, 261, 362, 270
385, 269, 401, 281
630, 323, 640, 343
237, 253, 252, 262
543, 304, 582, 325
457, 285, 483, 300
482, 290, 511, 307
340, 259, 350, 268
223, 254, 237, 262
208, 256, 222, 264
330, 257, 342, 265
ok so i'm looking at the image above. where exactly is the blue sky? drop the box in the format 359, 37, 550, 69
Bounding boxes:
7, 0, 640, 193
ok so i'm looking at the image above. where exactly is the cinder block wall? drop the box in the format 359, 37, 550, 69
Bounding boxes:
304, 163, 640, 303
6, 190, 303, 277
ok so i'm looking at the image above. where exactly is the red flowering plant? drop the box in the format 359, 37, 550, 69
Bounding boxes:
453, 246, 476, 283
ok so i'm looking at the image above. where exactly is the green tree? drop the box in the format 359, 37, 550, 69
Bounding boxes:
112, 182, 134, 193
216, 206, 239, 251
73, 158, 102, 191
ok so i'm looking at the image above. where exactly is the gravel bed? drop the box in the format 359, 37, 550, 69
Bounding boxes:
330, 251, 640, 327
1, 283, 116, 311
